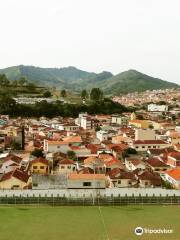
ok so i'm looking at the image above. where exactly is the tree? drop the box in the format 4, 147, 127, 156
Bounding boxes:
90, 88, 103, 101
171, 115, 176, 122
43, 91, 52, 98
0, 95, 16, 111
27, 82, 36, 91
67, 150, 76, 160
12, 80, 18, 87
81, 89, 88, 99
18, 76, 28, 86
61, 89, 67, 98
95, 126, 101, 132
0, 74, 10, 86
31, 148, 44, 157
10, 141, 21, 150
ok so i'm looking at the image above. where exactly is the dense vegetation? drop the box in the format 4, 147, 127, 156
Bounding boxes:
0, 74, 44, 96
0, 65, 178, 94
0, 96, 129, 118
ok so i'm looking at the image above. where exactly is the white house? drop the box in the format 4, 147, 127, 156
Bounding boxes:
96, 130, 109, 142
131, 140, 169, 152
148, 104, 168, 112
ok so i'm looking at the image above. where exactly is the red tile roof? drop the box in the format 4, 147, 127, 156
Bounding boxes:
58, 159, 75, 165
109, 168, 136, 180
31, 157, 49, 165
134, 140, 168, 145
0, 169, 29, 183
146, 158, 169, 168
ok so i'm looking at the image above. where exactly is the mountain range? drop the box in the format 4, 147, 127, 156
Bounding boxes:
0, 65, 178, 95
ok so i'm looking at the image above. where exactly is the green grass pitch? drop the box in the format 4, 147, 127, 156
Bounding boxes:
0, 205, 179, 240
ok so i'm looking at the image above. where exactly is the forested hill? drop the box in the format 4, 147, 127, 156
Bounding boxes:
0, 65, 178, 94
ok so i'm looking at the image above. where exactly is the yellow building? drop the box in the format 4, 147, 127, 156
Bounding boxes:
31, 157, 49, 174
129, 120, 150, 129
0, 169, 31, 189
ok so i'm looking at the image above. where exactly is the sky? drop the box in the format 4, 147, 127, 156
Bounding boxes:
0, 0, 180, 84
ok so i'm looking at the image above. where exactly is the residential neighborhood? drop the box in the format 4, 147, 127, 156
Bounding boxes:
0, 97, 180, 191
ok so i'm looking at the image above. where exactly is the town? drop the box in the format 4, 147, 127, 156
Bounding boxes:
0, 92, 179, 192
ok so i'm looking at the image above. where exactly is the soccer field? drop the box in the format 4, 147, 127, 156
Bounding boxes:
0, 205, 179, 240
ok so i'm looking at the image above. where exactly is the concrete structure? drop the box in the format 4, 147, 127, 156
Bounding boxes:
96, 130, 109, 142
111, 115, 128, 126
131, 140, 169, 152
135, 129, 156, 141
76, 113, 95, 130
44, 140, 68, 152
0, 188, 179, 197
32, 174, 67, 189
67, 173, 107, 189
148, 104, 168, 112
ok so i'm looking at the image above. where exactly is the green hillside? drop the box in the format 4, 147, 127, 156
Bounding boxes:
101, 69, 179, 94
0, 65, 178, 94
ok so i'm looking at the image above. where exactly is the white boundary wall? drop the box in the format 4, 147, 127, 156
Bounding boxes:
0, 188, 179, 197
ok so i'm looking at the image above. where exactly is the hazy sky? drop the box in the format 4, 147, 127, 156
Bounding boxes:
0, 0, 180, 84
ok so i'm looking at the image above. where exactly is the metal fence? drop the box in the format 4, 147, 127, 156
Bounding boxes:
0, 195, 180, 206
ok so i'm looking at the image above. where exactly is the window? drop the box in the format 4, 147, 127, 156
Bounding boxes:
136, 146, 139, 149
145, 182, 148, 185
142, 146, 145, 148
128, 181, 132, 185
33, 166, 37, 169
118, 180, 121, 184
40, 166, 44, 169
148, 146, 151, 148
33, 183, 38, 187
68, 166, 71, 169
61, 166, 65, 169
153, 146, 156, 148
83, 182, 92, 187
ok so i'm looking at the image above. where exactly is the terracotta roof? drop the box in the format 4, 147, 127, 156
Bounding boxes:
0, 169, 29, 183
3, 154, 22, 164
58, 159, 75, 165
68, 173, 106, 180
134, 140, 168, 145
63, 136, 82, 143
165, 168, 180, 180
174, 144, 180, 150
78, 167, 94, 174
99, 154, 114, 162
128, 159, 143, 166
146, 158, 169, 168
31, 157, 49, 165
168, 152, 180, 161
109, 168, 136, 180
46, 140, 68, 145
134, 170, 161, 185
105, 159, 123, 167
